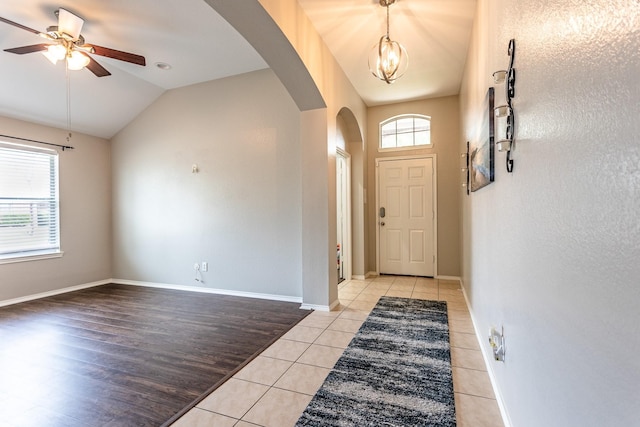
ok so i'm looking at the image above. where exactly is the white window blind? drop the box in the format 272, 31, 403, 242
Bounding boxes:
0, 142, 60, 260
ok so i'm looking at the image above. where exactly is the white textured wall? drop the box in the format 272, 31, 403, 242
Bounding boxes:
111, 69, 303, 298
460, 1, 640, 426
0, 116, 112, 301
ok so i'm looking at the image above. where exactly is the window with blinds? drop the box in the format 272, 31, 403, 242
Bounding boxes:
380, 114, 431, 151
0, 142, 60, 261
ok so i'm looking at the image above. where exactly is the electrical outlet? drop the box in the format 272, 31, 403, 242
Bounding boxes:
489, 326, 505, 362
202, 262, 208, 272
193, 263, 200, 271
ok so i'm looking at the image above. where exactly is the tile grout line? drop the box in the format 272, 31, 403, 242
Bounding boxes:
193, 376, 271, 424
454, 391, 498, 402
453, 389, 499, 400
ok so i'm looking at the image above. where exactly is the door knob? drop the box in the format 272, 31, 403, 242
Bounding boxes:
380, 221, 385, 226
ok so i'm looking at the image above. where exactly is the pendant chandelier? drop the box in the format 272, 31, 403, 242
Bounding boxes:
368, 0, 408, 84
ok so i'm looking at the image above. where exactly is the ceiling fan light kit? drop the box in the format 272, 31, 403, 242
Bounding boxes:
0, 7, 146, 77
368, 0, 408, 84
66, 49, 90, 70
43, 43, 66, 63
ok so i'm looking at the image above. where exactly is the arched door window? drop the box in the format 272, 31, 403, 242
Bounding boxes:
379, 114, 431, 151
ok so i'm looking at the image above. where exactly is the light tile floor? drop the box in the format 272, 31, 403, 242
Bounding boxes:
171, 276, 504, 427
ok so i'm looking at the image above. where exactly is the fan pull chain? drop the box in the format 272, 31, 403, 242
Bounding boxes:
66, 62, 72, 142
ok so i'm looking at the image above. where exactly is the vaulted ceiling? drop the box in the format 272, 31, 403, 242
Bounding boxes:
0, 0, 476, 139
297, 0, 476, 106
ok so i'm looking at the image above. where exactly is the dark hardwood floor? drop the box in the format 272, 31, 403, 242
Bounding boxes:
0, 284, 310, 427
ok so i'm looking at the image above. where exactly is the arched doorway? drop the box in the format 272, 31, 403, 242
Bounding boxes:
336, 107, 365, 282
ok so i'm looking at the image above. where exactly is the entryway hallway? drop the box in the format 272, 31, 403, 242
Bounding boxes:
172, 275, 504, 427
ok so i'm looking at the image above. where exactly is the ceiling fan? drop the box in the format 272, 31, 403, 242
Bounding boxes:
0, 8, 145, 77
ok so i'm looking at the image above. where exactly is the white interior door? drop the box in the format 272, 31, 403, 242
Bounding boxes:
336, 150, 351, 282
378, 157, 435, 277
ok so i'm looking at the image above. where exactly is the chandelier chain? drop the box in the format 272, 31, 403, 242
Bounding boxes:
386, 4, 390, 38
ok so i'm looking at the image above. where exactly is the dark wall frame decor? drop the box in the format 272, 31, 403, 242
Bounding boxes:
469, 87, 495, 192
465, 140, 470, 195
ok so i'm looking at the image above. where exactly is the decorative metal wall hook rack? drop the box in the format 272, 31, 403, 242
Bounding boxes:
493, 39, 516, 173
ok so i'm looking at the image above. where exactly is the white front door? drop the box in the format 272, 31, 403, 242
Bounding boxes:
378, 157, 435, 277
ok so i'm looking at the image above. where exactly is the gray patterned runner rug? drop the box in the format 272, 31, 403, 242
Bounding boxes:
296, 297, 456, 426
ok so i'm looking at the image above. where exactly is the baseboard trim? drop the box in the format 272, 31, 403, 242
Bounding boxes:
300, 303, 328, 311
0, 278, 305, 309
112, 279, 303, 304
436, 275, 461, 282
459, 279, 512, 427
300, 298, 341, 312
0, 279, 111, 307
347, 273, 381, 281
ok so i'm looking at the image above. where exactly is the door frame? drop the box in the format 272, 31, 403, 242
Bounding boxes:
375, 154, 438, 277
336, 147, 352, 281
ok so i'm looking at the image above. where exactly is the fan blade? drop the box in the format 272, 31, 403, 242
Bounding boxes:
0, 16, 51, 39
4, 44, 50, 54
88, 44, 146, 66
85, 56, 111, 77
57, 8, 84, 40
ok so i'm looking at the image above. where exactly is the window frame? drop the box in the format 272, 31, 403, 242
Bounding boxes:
0, 141, 63, 264
378, 114, 432, 152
